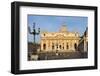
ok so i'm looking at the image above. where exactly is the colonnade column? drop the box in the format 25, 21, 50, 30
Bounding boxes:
84, 39, 87, 52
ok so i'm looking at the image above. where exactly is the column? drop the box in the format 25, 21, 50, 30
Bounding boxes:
41, 40, 43, 51
46, 40, 48, 51
55, 40, 57, 51
64, 40, 66, 51
50, 40, 52, 51
61, 39, 63, 51
48, 40, 50, 51
70, 41, 72, 50
72, 40, 74, 51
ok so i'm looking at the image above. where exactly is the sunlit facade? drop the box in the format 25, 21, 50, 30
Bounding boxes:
40, 25, 81, 52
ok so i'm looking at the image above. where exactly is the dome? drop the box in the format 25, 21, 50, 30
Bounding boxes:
59, 25, 67, 32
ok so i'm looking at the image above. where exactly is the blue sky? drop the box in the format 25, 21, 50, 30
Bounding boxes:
28, 15, 88, 43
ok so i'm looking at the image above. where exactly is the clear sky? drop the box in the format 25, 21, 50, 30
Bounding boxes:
28, 15, 88, 43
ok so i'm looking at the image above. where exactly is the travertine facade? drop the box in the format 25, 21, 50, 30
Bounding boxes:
40, 25, 81, 52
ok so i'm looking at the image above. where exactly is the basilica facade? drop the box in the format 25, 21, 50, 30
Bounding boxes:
40, 25, 82, 52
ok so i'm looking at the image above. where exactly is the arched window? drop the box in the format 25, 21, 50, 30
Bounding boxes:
62, 43, 64, 49
59, 45, 61, 49
67, 45, 69, 49
63, 46, 64, 49
66, 43, 69, 50
43, 44, 46, 50
56, 43, 58, 49
52, 45, 54, 50
52, 43, 54, 50
74, 43, 77, 50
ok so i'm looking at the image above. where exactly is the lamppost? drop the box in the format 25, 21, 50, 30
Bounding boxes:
28, 22, 40, 44
28, 23, 40, 60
